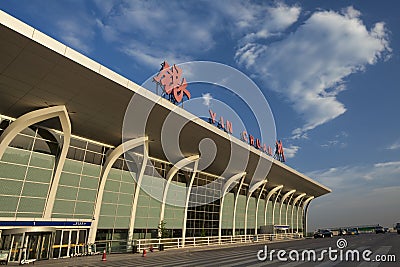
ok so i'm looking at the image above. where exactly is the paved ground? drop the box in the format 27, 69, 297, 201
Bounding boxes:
9, 233, 399, 266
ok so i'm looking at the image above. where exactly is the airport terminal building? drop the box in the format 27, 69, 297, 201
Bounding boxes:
0, 11, 330, 262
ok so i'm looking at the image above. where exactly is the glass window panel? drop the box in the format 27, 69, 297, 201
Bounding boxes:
100, 204, 116, 216
0, 179, 23, 196
21, 182, 50, 198
56, 186, 78, 200
114, 217, 129, 229
70, 139, 87, 149
9, 134, 34, 150
33, 138, 59, 155
29, 152, 55, 169
98, 216, 115, 228
59, 172, 80, 187
18, 197, 45, 212
26, 167, 53, 183
117, 193, 133, 206
67, 147, 85, 161
102, 192, 118, 204
15, 212, 42, 218
108, 168, 122, 181
0, 196, 18, 212
0, 162, 27, 181
81, 163, 100, 177
104, 180, 120, 192
119, 184, 135, 195
1, 147, 30, 165
52, 200, 75, 214
116, 205, 131, 217
121, 171, 135, 183
86, 142, 103, 153
63, 159, 83, 174
74, 201, 94, 215
79, 176, 99, 190
76, 188, 97, 202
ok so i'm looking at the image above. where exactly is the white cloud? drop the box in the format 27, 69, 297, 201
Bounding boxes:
386, 140, 400, 150
307, 161, 400, 229
202, 93, 213, 107
236, 7, 391, 139
283, 145, 300, 158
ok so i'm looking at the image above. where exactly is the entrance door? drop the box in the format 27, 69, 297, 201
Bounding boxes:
24, 232, 53, 261
8, 234, 23, 262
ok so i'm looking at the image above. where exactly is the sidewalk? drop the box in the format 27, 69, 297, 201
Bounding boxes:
6, 237, 302, 266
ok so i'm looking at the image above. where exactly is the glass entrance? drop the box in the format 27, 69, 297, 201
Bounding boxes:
9, 234, 23, 262
52, 229, 88, 258
24, 232, 52, 261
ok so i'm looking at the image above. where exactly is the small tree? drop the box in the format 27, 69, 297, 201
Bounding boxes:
158, 220, 169, 238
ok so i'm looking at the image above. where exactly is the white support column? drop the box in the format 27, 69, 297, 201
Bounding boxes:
303, 197, 314, 236
181, 160, 199, 247
291, 193, 305, 233
271, 188, 282, 226
263, 185, 283, 225
159, 155, 200, 236
296, 195, 307, 233
232, 174, 246, 236
87, 137, 148, 244
279, 190, 296, 225
244, 179, 268, 237
254, 182, 267, 235
300, 196, 314, 235
0, 106, 72, 219
285, 192, 295, 226
218, 172, 246, 243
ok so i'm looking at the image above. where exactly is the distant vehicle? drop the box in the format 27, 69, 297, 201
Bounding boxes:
384, 227, 389, 233
396, 223, 400, 234
375, 226, 385, 234
338, 229, 347, 236
314, 229, 333, 238
346, 228, 359, 235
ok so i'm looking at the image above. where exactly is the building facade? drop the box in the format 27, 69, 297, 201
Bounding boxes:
0, 11, 331, 263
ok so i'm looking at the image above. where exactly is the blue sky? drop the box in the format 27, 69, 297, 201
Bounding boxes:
1, 0, 399, 230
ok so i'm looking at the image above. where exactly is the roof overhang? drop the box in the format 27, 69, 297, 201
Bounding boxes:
0, 11, 331, 198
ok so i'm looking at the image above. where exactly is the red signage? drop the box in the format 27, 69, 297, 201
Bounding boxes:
153, 61, 191, 103
208, 109, 285, 160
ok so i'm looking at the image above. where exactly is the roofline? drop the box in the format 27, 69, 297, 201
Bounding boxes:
0, 10, 331, 195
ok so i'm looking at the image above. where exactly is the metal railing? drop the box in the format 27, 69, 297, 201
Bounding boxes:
133, 233, 302, 252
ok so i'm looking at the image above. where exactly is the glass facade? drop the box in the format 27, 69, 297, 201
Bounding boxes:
0, 115, 305, 259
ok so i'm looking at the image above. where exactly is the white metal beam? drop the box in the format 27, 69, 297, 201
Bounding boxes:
87, 136, 148, 244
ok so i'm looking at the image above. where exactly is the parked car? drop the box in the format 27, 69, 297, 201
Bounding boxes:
346, 228, 359, 235
314, 229, 333, 238
375, 226, 385, 234
396, 223, 400, 234
338, 228, 347, 236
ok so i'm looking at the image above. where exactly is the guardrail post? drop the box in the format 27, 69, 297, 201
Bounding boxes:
177, 238, 180, 248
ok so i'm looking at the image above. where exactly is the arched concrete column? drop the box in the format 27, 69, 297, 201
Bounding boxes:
271, 188, 282, 226
218, 172, 246, 243
300, 196, 314, 235
291, 193, 305, 233
244, 179, 268, 237
159, 155, 200, 236
181, 160, 199, 247
285, 192, 295, 226
0, 106, 71, 219
279, 190, 296, 225
87, 137, 148, 244
254, 182, 268, 235
263, 185, 283, 225
232, 174, 246, 236
296, 195, 307, 233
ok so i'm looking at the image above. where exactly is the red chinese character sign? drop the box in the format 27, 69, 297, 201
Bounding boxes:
274, 140, 285, 162
153, 61, 191, 104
